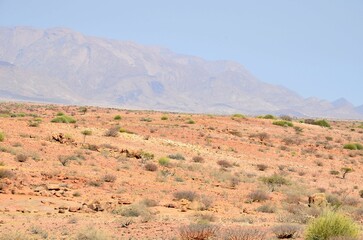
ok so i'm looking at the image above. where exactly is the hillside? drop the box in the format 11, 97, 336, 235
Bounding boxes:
0, 102, 362, 239
0, 26, 362, 119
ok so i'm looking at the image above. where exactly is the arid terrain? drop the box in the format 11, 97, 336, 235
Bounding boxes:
0, 102, 362, 239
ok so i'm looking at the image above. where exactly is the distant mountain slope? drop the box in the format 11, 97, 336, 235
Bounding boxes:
0, 26, 362, 119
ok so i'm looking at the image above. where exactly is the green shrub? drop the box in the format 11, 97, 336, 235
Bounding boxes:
261, 114, 276, 119
114, 115, 122, 120
273, 120, 293, 127
314, 119, 331, 128
305, 119, 331, 128
158, 157, 170, 166
0, 132, 4, 142
161, 115, 168, 120
261, 174, 289, 192
51, 115, 76, 123
305, 211, 360, 240
186, 119, 195, 124
231, 113, 245, 119
343, 143, 363, 150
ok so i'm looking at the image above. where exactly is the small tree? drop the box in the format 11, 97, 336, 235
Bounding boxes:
341, 167, 353, 179
261, 174, 289, 192
81, 129, 92, 143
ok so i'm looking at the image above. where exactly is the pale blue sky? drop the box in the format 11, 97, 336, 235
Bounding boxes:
0, 0, 362, 105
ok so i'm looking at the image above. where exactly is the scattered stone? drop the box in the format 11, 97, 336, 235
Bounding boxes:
47, 184, 61, 191
69, 206, 80, 212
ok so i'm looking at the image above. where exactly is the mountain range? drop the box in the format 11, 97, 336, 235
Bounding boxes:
0, 26, 362, 119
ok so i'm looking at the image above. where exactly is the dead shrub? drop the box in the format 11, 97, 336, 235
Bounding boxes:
144, 163, 158, 172
0, 169, 14, 179
15, 154, 28, 162
217, 160, 233, 168
247, 190, 269, 202
179, 224, 218, 240
256, 164, 268, 171
102, 174, 117, 183
272, 224, 301, 239
105, 126, 120, 137
222, 227, 266, 240
193, 156, 205, 163
174, 190, 198, 201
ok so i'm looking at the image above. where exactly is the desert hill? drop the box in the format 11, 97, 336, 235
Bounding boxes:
0, 26, 362, 119
0, 102, 362, 239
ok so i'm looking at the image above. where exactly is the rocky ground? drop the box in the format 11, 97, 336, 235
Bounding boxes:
0, 102, 362, 239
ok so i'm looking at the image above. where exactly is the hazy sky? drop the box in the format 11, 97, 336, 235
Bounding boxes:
1, 0, 362, 105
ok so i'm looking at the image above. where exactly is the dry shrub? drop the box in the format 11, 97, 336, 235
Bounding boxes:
256, 204, 276, 213
256, 164, 268, 171
104, 126, 120, 137
272, 224, 301, 239
248, 190, 269, 202
217, 160, 233, 168
193, 156, 205, 163
144, 163, 158, 172
342, 197, 360, 207
179, 224, 218, 240
15, 154, 28, 162
102, 174, 117, 183
199, 194, 214, 210
0, 169, 14, 179
222, 227, 266, 240
174, 190, 198, 201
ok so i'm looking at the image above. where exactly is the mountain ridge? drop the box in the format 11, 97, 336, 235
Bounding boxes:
0, 26, 362, 119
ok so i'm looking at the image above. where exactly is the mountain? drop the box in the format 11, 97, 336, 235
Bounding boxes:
0, 26, 362, 119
